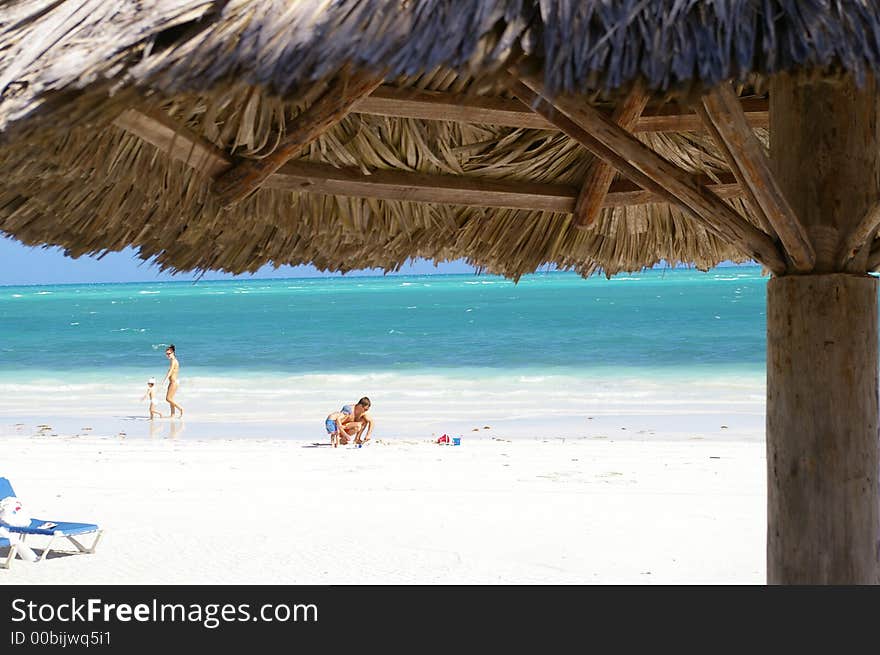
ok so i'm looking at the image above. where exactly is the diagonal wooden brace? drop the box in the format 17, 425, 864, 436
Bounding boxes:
508, 73, 787, 275
212, 71, 383, 206
699, 83, 814, 272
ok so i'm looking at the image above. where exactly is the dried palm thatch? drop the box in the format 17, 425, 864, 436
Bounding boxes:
0, 1, 878, 279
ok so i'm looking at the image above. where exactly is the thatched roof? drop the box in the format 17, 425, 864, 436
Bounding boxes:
1, 1, 878, 278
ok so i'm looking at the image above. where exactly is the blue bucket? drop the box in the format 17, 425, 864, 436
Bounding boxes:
452, 437, 461, 446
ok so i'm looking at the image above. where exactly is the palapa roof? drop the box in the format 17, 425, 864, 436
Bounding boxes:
1, 0, 879, 279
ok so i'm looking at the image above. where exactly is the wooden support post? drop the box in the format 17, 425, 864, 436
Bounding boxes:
772, 75, 880, 272
509, 74, 787, 275
699, 83, 815, 272
767, 275, 880, 584
212, 71, 382, 206
574, 82, 649, 228
767, 74, 880, 583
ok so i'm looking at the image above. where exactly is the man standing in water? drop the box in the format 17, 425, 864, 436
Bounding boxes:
163, 344, 184, 418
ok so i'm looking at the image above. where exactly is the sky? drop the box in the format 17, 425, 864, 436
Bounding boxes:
0, 237, 479, 285
0, 236, 748, 286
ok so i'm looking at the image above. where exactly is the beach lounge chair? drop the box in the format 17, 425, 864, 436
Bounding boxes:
0, 529, 39, 568
0, 477, 102, 566
0, 534, 13, 569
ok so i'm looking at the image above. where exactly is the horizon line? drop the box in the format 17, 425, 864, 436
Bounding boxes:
0, 263, 763, 289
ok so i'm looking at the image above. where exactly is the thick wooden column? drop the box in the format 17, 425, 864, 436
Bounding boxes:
771, 75, 880, 271
768, 75, 880, 583
767, 275, 879, 583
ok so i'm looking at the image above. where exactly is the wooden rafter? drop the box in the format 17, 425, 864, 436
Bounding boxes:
507, 74, 786, 275
114, 108, 742, 213
212, 71, 383, 206
574, 81, 649, 228
693, 105, 774, 237
114, 109, 230, 176
638, 97, 768, 133
351, 85, 769, 133
500, 82, 706, 211
699, 82, 814, 272
266, 162, 741, 211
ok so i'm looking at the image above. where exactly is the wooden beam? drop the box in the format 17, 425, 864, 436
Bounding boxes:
266, 161, 741, 211
638, 97, 769, 132
114, 109, 231, 176
838, 201, 880, 271
351, 85, 769, 132
212, 71, 383, 206
574, 81, 649, 228
503, 80, 704, 211
114, 108, 741, 213
700, 83, 814, 272
694, 104, 773, 238
270, 161, 575, 211
508, 74, 786, 275
353, 86, 556, 129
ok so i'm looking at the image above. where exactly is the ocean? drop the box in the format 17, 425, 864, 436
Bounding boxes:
0, 266, 769, 441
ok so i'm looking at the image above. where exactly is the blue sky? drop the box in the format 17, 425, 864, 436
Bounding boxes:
0, 236, 478, 285
0, 236, 748, 286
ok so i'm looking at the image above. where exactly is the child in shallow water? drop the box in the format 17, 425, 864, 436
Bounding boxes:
141, 378, 163, 420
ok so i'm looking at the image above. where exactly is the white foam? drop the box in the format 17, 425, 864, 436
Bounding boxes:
0, 366, 766, 442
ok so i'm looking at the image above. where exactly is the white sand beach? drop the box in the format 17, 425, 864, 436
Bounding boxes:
1, 433, 765, 584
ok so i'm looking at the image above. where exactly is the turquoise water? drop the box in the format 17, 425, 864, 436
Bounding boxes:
0, 266, 768, 381
0, 266, 774, 440
0, 266, 768, 379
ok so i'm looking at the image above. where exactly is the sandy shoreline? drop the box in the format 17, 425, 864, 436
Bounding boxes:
0, 367, 766, 442
0, 434, 765, 584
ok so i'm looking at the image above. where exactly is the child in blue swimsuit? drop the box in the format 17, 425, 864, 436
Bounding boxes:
325, 406, 353, 447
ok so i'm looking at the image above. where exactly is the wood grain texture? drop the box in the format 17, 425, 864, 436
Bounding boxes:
767, 274, 880, 584
511, 75, 786, 275
115, 108, 742, 212
114, 109, 231, 176
574, 81, 649, 228
771, 74, 880, 272
351, 85, 768, 132
267, 161, 740, 210
694, 101, 774, 237
700, 83, 814, 272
